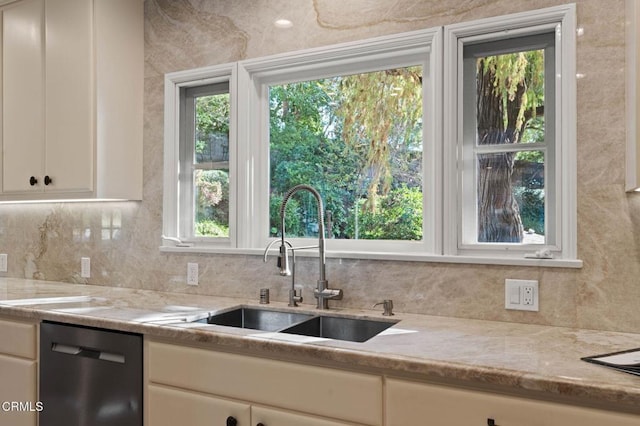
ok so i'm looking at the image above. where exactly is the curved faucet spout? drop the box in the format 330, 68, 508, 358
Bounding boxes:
276, 184, 342, 309
280, 184, 326, 282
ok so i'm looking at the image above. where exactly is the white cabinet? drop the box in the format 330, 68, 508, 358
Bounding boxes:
146, 340, 383, 426
0, 0, 142, 201
252, 406, 355, 426
385, 378, 640, 426
0, 317, 38, 426
148, 385, 353, 426
147, 340, 640, 426
148, 385, 250, 426
2, 0, 45, 195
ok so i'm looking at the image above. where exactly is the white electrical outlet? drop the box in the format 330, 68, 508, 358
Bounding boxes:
81, 257, 91, 278
187, 263, 198, 286
505, 279, 538, 312
0, 254, 7, 272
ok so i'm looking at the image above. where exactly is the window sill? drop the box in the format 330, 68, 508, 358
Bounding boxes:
159, 245, 583, 269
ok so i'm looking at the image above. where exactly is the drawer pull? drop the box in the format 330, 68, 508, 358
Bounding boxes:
29, 176, 38, 186
226, 416, 237, 426
44, 175, 52, 185
488, 419, 498, 426
257, 424, 265, 426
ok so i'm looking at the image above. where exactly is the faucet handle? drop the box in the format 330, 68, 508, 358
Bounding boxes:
289, 287, 303, 307
373, 299, 394, 316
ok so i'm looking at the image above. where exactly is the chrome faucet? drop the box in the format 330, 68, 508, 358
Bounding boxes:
264, 184, 343, 309
263, 239, 302, 306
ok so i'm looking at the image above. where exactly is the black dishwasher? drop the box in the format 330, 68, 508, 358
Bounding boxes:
39, 321, 143, 426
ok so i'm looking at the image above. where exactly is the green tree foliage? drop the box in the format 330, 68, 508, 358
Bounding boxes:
269, 67, 424, 240
195, 169, 229, 237
346, 186, 423, 240
194, 93, 230, 237
338, 68, 423, 210
476, 50, 545, 242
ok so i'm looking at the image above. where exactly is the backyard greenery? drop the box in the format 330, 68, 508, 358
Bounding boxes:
192, 51, 546, 242
269, 66, 423, 240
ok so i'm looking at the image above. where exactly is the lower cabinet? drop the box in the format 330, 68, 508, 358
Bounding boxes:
385, 378, 640, 426
146, 340, 382, 426
148, 385, 356, 426
251, 406, 355, 426
147, 340, 640, 426
148, 385, 250, 426
0, 318, 38, 426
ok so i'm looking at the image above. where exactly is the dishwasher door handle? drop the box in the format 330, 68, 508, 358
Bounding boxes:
51, 343, 126, 363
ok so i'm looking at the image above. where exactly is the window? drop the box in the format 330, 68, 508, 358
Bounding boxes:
462, 33, 556, 249
268, 66, 424, 243
181, 83, 231, 239
163, 5, 578, 266
444, 4, 577, 261
239, 28, 439, 254
162, 64, 236, 247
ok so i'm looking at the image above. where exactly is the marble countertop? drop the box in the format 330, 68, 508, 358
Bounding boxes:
1, 278, 639, 414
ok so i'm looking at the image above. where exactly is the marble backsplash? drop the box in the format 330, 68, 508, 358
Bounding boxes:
1, 0, 640, 333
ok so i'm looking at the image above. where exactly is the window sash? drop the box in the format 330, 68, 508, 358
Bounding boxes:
460, 31, 557, 251
162, 64, 237, 247
444, 3, 576, 259
238, 28, 442, 254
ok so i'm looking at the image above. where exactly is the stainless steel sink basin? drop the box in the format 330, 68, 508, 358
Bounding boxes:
195, 307, 314, 332
280, 315, 397, 342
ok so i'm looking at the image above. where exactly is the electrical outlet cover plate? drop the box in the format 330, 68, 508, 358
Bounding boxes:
505, 279, 539, 312
187, 263, 198, 286
81, 257, 90, 278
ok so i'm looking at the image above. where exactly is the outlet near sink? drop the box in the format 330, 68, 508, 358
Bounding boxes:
505, 279, 539, 312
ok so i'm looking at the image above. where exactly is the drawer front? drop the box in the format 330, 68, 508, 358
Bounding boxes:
0, 354, 37, 426
0, 318, 37, 359
252, 406, 356, 426
386, 378, 640, 426
148, 341, 382, 426
148, 384, 250, 426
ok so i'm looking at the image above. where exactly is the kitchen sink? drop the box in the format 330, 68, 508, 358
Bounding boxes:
194, 307, 314, 332
280, 315, 397, 343
190, 306, 399, 342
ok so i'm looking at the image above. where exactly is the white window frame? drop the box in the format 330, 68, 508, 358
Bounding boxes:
162, 63, 237, 248
161, 5, 581, 267
237, 28, 442, 256
443, 4, 577, 261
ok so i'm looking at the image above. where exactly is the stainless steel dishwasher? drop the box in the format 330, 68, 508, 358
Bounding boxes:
39, 321, 143, 426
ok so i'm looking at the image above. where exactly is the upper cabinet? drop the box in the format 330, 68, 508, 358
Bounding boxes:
0, 0, 143, 201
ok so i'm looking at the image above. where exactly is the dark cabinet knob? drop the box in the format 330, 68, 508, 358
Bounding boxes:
226, 416, 237, 426
29, 176, 37, 186
256, 423, 265, 426
488, 419, 497, 426
44, 175, 52, 185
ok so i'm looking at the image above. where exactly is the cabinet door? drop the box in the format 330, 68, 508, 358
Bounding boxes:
148, 384, 250, 426
0, 354, 37, 426
385, 378, 640, 426
148, 341, 382, 426
0, 318, 37, 358
44, 0, 93, 193
2, 0, 44, 193
252, 406, 356, 426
